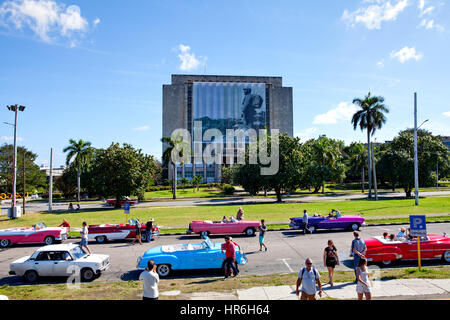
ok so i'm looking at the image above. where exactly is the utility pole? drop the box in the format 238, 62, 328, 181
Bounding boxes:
23, 151, 26, 215
414, 93, 419, 206
49, 148, 53, 212
6, 104, 25, 218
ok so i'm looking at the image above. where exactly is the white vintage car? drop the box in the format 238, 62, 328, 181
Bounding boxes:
9, 243, 110, 282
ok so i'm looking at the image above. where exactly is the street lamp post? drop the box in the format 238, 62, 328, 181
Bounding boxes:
413, 93, 429, 206
6, 104, 26, 218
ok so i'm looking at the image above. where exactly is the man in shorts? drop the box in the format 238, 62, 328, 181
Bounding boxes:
80, 221, 91, 254
258, 219, 268, 251
296, 258, 323, 300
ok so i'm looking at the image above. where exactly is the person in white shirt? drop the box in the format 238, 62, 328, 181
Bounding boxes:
396, 227, 407, 240
80, 221, 91, 254
139, 260, 160, 300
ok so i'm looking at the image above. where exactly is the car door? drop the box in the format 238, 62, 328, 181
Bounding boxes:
33, 251, 55, 276
51, 251, 74, 276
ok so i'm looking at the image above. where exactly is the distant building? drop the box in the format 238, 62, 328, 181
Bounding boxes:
39, 165, 66, 180
162, 74, 294, 182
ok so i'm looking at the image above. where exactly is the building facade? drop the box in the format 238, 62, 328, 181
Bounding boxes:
162, 74, 294, 182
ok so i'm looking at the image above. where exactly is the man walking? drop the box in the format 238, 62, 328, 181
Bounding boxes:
139, 260, 159, 300
351, 231, 367, 283
258, 219, 268, 251
80, 221, 91, 254
221, 236, 241, 280
145, 218, 154, 243
302, 210, 311, 234
296, 258, 323, 300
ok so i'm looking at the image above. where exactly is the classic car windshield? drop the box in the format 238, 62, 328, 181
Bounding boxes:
70, 246, 87, 259
203, 237, 214, 249
33, 222, 47, 229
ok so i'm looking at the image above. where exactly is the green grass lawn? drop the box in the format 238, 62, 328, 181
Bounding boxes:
1, 266, 449, 300
1, 196, 449, 230
144, 187, 226, 199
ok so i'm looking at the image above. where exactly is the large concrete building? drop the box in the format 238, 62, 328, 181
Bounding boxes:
162, 74, 294, 182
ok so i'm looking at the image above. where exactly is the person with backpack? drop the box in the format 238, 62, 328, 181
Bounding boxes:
296, 258, 323, 300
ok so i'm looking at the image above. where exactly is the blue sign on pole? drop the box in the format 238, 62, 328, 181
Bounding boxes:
124, 202, 130, 215
409, 215, 426, 237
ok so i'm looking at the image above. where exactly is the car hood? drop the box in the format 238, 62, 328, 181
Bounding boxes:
11, 256, 31, 264
76, 254, 109, 263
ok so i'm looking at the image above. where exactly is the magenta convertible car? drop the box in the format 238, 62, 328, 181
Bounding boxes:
289, 211, 365, 233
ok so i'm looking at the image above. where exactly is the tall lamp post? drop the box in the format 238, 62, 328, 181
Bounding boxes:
413, 93, 428, 206
6, 104, 26, 218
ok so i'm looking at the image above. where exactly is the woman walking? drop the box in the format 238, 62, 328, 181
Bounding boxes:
356, 258, 373, 300
323, 240, 339, 286
132, 219, 142, 245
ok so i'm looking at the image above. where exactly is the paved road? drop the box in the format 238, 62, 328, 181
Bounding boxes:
1, 223, 449, 286
2, 190, 450, 215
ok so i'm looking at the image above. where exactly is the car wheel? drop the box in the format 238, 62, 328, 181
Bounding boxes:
81, 268, 95, 282
442, 250, 450, 263
379, 260, 393, 267
0, 239, 10, 248
245, 228, 256, 237
156, 264, 171, 277
308, 226, 316, 233
24, 270, 38, 283
141, 233, 147, 242
95, 236, 107, 244
200, 231, 210, 238
350, 223, 360, 231
44, 236, 54, 245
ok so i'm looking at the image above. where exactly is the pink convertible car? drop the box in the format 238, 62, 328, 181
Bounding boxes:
0, 222, 68, 247
187, 220, 261, 237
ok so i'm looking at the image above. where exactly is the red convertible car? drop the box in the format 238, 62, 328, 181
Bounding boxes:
0, 222, 68, 247
187, 220, 261, 237
88, 219, 159, 243
365, 233, 450, 266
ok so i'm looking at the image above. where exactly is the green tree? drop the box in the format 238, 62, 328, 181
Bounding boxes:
180, 177, 189, 191
379, 129, 449, 197
89, 143, 158, 208
54, 166, 77, 199
351, 92, 389, 200
344, 142, 367, 193
63, 139, 93, 202
234, 133, 303, 202
191, 175, 203, 192
161, 134, 190, 199
0, 144, 47, 194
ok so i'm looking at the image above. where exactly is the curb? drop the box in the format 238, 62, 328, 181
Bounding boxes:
67, 220, 450, 239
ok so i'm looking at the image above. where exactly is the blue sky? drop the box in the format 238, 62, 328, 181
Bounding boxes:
0, 0, 449, 167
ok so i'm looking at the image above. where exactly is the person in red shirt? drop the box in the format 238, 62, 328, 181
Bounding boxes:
221, 236, 241, 280
58, 219, 70, 232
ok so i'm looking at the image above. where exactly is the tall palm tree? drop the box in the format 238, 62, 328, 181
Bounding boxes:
351, 92, 389, 200
161, 134, 189, 199
63, 139, 93, 202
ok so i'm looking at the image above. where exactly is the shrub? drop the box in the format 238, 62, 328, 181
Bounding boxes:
222, 184, 235, 195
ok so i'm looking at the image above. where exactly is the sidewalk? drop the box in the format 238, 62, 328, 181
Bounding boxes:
161, 278, 450, 300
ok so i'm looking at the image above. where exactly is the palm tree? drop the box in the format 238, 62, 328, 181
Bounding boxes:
351, 92, 389, 200
63, 139, 93, 202
161, 134, 189, 199
310, 136, 342, 193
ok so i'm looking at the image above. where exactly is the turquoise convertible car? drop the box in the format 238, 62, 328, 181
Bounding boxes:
136, 237, 247, 277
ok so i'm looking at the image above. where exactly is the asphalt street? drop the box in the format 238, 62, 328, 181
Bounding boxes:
1, 222, 449, 286
2, 190, 450, 215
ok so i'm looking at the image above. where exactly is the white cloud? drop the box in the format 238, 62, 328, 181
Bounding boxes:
313, 102, 358, 125
418, 18, 444, 31
93, 17, 100, 26
1, 136, 24, 142
390, 46, 423, 63
443, 111, 450, 118
342, 0, 410, 30
0, 0, 89, 44
177, 44, 206, 71
295, 128, 318, 142
133, 125, 150, 132
377, 60, 385, 68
